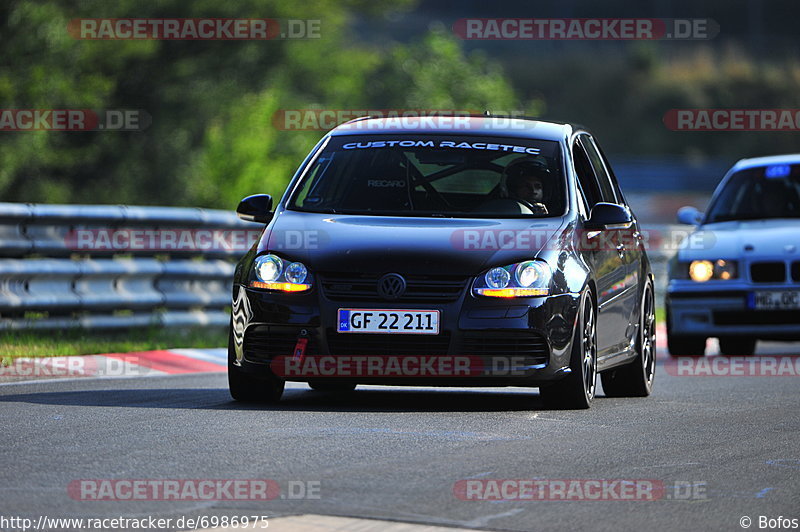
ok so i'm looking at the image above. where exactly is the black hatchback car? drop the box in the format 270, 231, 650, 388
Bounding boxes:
229, 116, 654, 408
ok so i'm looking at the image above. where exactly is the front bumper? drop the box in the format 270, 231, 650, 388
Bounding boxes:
667, 281, 800, 340
232, 284, 581, 386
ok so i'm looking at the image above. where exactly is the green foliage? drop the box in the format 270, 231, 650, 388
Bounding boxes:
507, 43, 800, 157
3, 1, 800, 207
188, 26, 528, 206
1, 0, 524, 208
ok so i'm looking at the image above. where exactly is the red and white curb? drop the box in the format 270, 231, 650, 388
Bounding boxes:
656, 324, 667, 349
0, 348, 226, 383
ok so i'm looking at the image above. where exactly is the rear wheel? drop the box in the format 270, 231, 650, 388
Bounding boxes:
601, 281, 656, 397
718, 337, 756, 357
228, 332, 284, 403
540, 289, 596, 409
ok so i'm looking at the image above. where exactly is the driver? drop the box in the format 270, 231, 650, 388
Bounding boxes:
502, 158, 551, 214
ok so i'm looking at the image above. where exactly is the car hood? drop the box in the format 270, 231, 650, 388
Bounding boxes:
258, 210, 568, 276
677, 218, 800, 260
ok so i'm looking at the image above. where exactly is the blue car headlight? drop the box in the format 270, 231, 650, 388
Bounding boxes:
250, 253, 312, 292
473, 260, 551, 297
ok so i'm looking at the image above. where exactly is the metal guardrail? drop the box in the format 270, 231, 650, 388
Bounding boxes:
0, 202, 258, 331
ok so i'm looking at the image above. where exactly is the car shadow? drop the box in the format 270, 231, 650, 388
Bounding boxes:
0, 384, 584, 412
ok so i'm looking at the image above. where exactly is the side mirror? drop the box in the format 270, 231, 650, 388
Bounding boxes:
236, 194, 273, 224
585, 202, 633, 231
677, 206, 703, 226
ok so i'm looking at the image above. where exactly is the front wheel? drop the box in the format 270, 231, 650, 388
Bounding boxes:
601, 281, 656, 397
718, 337, 756, 356
540, 289, 596, 409
228, 332, 284, 403
666, 302, 706, 357
667, 334, 706, 357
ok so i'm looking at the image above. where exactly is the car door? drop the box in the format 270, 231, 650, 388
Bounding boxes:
572, 136, 629, 358
582, 135, 643, 352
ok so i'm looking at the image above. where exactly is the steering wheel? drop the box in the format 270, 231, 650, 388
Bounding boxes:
515, 199, 548, 215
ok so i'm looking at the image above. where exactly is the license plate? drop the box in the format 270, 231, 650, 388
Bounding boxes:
337, 309, 439, 334
749, 291, 800, 310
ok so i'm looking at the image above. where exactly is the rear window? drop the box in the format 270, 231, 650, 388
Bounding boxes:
288, 135, 565, 218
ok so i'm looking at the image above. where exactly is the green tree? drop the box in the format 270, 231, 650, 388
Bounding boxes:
188, 27, 527, 206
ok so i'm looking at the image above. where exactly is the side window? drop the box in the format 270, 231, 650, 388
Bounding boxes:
589, 136, 628, 206
579, 135, 617, 203
572, 139, 602, 210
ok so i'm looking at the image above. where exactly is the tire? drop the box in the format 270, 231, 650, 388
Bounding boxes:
718, 337, 756, 357
666, 302, 706, 357
667, 333, 706, 357
228, 332, 284, 403
601, 281, 656, 397
540, 289, 597, 409
308, 381, 357, 392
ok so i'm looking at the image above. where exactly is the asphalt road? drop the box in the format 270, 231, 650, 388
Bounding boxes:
1, 342, 799, 532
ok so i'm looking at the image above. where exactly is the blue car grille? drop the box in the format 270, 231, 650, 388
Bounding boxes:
750, 262, 787, 283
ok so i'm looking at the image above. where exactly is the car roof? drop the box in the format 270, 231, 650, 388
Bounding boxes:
730, 153, 800, 172
328, 115, 579, 141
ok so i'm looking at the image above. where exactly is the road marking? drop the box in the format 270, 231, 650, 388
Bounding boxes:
170, 348, 228, 364
199, 514, 477, 531
463, 508, 525, 528
0, 348, 226, 384
105, 350, 225, 374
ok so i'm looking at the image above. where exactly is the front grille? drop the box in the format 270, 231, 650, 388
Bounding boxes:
714, 311, 800, 326
326, 330, 451, 357
750, 262, 786, 283
320, 273, 467, 302
460, 331, 549, 364
243, 326, 317, 364
792, 261, 800, 282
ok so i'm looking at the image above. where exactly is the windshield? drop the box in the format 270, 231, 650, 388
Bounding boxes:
706, 164, 800, 223
288, 135, 565, 218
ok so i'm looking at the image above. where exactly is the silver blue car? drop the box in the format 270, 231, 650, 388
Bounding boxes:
666, 154, 800, 356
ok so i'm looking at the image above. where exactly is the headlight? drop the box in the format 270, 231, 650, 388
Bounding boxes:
687, 259, 738, 282
713, 259, 737, 280
285, 262, 308, 284
486, 267, 511, 288
254, 254, 282, 282
474, 260, 551, 298
250, 254, 312, 292
516, 261, 543, 287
